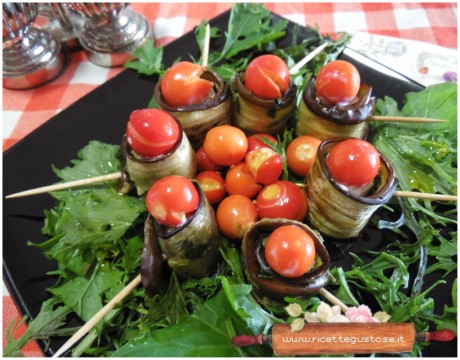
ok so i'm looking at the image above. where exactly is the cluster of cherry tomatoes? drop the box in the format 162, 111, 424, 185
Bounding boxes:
129, 54, 382, 279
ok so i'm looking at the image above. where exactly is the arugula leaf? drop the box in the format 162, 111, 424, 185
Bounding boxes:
3, 298, 74, 357
208, 3, 288, 65
124, 39, 164, 76
111, 281, 274, 357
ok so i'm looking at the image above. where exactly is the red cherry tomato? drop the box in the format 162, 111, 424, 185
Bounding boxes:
160, 61, 213, 107
245, 55, 290, 99
326, 139, 381, 187
195, 171, 226, 205
225, 163, 262, 199
246, 133, 278, 153
146, 175, 200, 227
286, 135, 322, 177
256, 180, 308, 221
265, 225, 316, 278
216, 195, 258, 239
126, 109, 180, 158
245, 147, 283, 185
203, 125, 248, 166
315, 60, 361, 104
196, 146, 223, 172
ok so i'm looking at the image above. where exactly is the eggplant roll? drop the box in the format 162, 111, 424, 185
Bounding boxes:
155, 68, 232, 150
122, 117, 196, 195
150, 181, 221, 279
242, 218, 330, 306
232, 72, 296, 135
305, 138, 397, 239
295, 76, 375, 140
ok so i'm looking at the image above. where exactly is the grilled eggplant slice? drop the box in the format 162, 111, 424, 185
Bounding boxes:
155, 68, 232, 150
122, 115, 196, 195
242, 218, 330, 308
295, 76, 375, 140
305, 137, 397, 239
232, 72, 296, 135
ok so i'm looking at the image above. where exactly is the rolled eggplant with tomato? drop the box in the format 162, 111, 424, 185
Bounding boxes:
144, 175, 221, 279
122, 109, 196, 195
232, 55, 297, 135
242, 218, 330, 309
154, 61, 232, 149
305, 137, 397, 239
295, 60, 375, 140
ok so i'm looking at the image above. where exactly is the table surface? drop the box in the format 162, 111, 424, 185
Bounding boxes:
2, 2, 457, 357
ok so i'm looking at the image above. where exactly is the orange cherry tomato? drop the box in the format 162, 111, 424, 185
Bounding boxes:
245, 55, 290, 99
256, 180, 308, 221
126, 109, 181, 158
216, 195, 258, 239
146, 175, 200, 227
225, 163, 262, 199
246, 133, 278, 153
326, 138, 381, 187
286, 135, 322, 177
196, 146, 223, 172
195, 171, 226, 205
265, 225, 316, 278
245, 147, 283, 185
203, 125, 248, 166
315, 60, 361, 105
160, 61, 213, 107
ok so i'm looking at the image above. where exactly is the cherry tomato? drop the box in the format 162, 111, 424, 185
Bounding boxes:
256, 180, 308, 221
245, 147, 283, 185
326, 138, 381, 187
216, 195, 258, 239
265, 225, 316, 278
286, 135, 322, 177
246, 133, 278, 153
196, 146, 223, 172
245, 55, 290, 99
203, 125, 248, 166
315, 60, 361, 105
160, 61, 213, 107
146, 175, 200, 227
195, 171, 226, 205
126, 109, 180, 158
225, 163, 262, 199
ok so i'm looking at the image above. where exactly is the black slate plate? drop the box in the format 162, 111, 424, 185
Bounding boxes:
3, 9, 456, 357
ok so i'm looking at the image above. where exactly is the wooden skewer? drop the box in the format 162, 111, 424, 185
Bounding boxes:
5, 172, 122, 199
289, 42, 328, 75
371, 116, 448, 123
202, 23, 211, 68
393, 191, 457, 202
318, 288, 350, 313
52, 274, 141, 358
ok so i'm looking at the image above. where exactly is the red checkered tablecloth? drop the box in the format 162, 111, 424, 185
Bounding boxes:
2, 2, 457, 357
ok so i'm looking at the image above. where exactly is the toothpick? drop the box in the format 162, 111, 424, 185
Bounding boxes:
202, 23, 211, 68
318, 288, 350, 313
393, 191, 457, 202
289, 42, 328, 75
5, 172, 121, 199
371, 116, 448, 123
52, 274, 141, 358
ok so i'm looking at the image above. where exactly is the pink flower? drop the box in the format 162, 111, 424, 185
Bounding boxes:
345, 305, 379, 323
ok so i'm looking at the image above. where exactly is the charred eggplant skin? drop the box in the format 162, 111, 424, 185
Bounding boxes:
231, 72, 297, 135
295, 76, 375, 140
151, 181, 221, 279
141, 216, 164, 297
155, 69, 232, 150
305, 137, 398, 239
242, 218, 330, 303
121, 115, 196, 195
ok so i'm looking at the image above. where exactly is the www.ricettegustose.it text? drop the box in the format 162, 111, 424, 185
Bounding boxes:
282, 335, 405, 345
